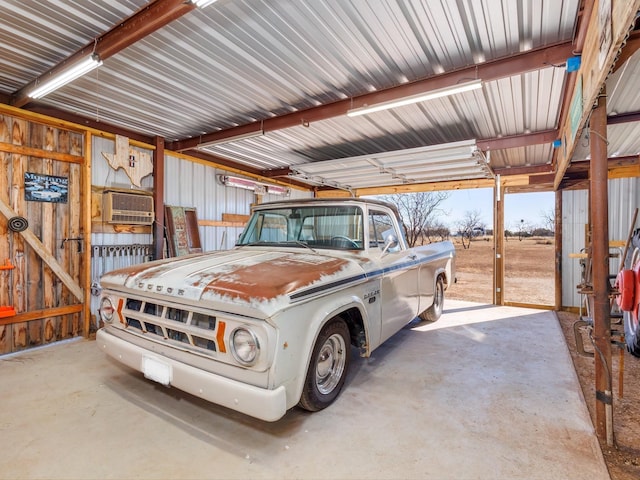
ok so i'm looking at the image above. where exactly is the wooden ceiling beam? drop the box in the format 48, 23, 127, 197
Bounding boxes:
261, 167, 293, 178
168, 41, 574, 152
12, 0, 195, 108
493, 164, 554, 176
612, 26, 640, 73
549, 0, 595, 174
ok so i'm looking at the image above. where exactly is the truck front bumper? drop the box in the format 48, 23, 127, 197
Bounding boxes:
96, 328, 287, 422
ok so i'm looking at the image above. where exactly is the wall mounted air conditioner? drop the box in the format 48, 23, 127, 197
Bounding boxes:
103, 190, 154, 225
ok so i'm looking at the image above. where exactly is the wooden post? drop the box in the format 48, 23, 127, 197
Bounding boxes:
0, 115, 11, 353
493, 177, 505, 305
554, 190, 563, 309
82, 133, 92, 337
590, 89, 613, 445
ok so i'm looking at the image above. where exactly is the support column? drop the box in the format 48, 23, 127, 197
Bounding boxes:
554, 190, 563, 309
153, 136, 165, 260
493, 176, 505, 305
590, 89, 613, 445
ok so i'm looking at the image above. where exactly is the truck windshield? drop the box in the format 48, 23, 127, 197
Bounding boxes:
237, 205, 364, 250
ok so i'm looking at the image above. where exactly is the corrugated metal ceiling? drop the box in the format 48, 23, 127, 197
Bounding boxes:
1, 0, 637, 191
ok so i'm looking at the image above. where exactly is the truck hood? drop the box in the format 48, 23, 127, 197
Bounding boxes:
99, 248, 367, 315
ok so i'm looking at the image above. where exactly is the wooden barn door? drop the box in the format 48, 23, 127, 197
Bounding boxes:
0, 112, 87, 354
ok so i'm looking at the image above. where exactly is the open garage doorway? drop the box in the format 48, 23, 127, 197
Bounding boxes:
440, 188, 495, 304
503, 191, 555, 307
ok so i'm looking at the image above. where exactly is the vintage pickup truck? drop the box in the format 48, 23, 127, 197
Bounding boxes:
97, 198, 455, 421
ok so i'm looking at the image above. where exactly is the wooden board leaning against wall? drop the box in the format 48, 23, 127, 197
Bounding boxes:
0, 112, 85, 354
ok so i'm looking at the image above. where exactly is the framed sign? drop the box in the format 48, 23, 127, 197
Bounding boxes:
24, 172, 69, 203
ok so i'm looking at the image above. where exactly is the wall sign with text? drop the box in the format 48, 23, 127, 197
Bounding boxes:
24, 172, 69, 203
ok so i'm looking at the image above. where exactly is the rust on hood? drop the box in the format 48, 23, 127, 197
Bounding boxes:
202, 255, 349, 302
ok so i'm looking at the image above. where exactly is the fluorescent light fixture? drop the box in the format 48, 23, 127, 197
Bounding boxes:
193, 0, 218, 7
267, 185, 291, 196
198, 129, 264, 148
29, 53, 103, 99
217, 175, 290, 196
346, 79, 482, 117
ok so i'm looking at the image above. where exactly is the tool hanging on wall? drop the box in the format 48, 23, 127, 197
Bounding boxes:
0, 258, 16, 317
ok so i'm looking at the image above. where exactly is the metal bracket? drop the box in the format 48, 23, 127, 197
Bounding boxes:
60, 237, 84, 253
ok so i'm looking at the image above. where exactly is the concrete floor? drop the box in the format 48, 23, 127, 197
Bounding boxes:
0, 300, 609, 480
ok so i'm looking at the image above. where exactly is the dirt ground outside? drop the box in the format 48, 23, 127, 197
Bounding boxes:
446, 236, 555, 305
446, 237, 640, 480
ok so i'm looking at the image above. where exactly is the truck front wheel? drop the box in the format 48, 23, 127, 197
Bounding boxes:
419, 276, 444, 322
298, 319, 351, 412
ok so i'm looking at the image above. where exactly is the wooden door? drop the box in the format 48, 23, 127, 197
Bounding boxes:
0, 112, 86, 354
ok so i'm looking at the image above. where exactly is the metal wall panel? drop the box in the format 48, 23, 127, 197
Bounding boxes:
562, 188, 588, 308
608, 177, 640, 271
90, 135, 153, 247
561, 178, 640, 308
164, 155, 312, 251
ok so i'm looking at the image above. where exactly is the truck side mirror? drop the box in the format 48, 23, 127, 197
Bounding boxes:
381, 234, 398, 255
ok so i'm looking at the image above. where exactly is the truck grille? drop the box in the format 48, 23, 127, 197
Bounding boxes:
123, 298, 223, 354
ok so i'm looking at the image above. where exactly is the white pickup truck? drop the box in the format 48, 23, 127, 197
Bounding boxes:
97, 198, 455, 421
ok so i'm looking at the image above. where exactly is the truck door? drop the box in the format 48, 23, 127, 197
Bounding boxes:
369, 209, 421, 344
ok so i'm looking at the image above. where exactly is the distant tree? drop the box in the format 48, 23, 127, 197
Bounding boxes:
380, 192, 450, 247
424, 221, 450, 242
515, 219, 532, 241
540, 208, 555, 233
531, 227, 554, 237
456, 210, 485, 249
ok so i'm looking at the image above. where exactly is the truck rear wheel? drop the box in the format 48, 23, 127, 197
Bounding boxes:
419, 276, 444, 322
623, 245, 640, 357
299, 319, 351, 412
624, 310, 640, 357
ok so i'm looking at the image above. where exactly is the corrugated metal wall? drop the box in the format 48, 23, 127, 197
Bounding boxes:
164, 155, 312, 251
562, 177, 640, 308
562, 188, 588, 308
91, 135, 154, 246
90, 135, 154, 317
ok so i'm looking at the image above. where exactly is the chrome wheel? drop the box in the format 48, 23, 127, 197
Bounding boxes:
419, 276, 444, 322
298, 319, 351, 412
315, 333, 347, 395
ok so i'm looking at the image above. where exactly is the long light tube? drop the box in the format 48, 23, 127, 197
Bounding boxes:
193, 0, 218, 7
217, 175, 290, 196
346, 79, 482, 117
29, 53, 103, 99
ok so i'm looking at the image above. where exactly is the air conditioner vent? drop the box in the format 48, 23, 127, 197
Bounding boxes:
104, 191, 154, 225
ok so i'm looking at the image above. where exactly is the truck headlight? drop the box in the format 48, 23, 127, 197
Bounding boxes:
99, 297, 115, 323
231, 327, 259, 365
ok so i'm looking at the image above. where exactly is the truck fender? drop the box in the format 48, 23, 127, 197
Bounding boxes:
288, 295, 370, 406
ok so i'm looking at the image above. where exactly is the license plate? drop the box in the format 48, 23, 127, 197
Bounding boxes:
142, 356, 172, 386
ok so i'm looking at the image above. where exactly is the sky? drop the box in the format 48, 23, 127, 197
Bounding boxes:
436, 189, 556, 231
